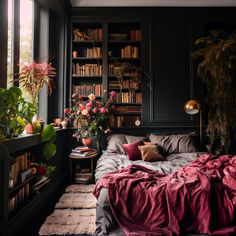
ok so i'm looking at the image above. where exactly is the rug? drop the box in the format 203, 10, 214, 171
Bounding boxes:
39, 184, 96, 235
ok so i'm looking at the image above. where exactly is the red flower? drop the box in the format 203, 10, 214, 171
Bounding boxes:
79, 96, 83, 100
80, 105, 86, 111
37, 166, 47, 176
64, 108, 71, 114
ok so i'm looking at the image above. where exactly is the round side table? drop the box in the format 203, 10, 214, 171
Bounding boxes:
68, 150, 98, 183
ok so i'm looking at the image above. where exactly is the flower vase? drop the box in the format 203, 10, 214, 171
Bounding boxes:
82, 138, 93, 147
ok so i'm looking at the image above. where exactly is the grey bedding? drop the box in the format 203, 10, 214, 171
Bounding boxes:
94, 150, 204, 236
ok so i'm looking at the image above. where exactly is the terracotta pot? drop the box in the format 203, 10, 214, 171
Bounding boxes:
82, 138, 93, 147
25, 123, 34, 134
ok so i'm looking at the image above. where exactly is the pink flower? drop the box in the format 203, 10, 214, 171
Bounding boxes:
93, 107, 98, 113
88, 93, 96, 101
100, 107, 106, 114
86, 102, 92, 107
72, 99, 76, 102
77, 110, 80, 115
111, 105, 115, 109
105, 129, 111, 134
72, 133, 78, 138
81, 109, 89, 116
110, 90, 116, 96
72, 93, 76, 98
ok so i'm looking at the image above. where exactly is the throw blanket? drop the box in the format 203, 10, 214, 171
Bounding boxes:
93, 154, 236, 236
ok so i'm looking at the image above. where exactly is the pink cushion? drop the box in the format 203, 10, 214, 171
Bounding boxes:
122, 140, 144, 161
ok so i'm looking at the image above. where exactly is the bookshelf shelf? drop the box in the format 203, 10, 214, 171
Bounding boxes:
73, 40, 102, 43
108, 57, 140, 60
108, 40, 141, 43
9, 175, 35, 195
114, 103, 141, 106
72, 75, 103, 78
72, 57, 103, 60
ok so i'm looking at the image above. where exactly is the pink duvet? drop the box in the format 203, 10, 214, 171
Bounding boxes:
94, 154, 236, 235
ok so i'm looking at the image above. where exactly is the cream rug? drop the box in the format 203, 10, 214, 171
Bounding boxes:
39, 184, 96, 235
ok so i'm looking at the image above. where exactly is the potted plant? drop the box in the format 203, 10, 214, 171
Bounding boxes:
64, 91, 116, 147
192, 30, 236, 153
0, 86, 37, 142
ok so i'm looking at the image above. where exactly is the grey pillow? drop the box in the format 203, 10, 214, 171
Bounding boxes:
148, 132, 199, 154
107, 134, 146, 154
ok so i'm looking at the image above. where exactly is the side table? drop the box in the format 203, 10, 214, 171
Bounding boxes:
68, 151, 98, 183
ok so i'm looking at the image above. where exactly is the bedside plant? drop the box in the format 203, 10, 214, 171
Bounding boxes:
0, 87, 37, 142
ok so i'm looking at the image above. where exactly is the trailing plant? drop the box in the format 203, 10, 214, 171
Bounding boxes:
0, 87, 37, 142
192, 30, 236, 152
41, 124, 57, 160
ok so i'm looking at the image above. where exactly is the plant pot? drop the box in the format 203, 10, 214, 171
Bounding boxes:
25, 123, 34, 134
82, 138, 93, 147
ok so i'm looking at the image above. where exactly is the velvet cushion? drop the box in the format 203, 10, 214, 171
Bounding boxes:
122, 141, 144, 161
138, 145, 165, 162
107, 134, 146, 154
148, 132, 199, 154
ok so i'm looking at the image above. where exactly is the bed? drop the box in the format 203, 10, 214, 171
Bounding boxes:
93, 133, 236, 236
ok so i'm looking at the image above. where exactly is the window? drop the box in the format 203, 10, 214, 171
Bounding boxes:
7, 0, 33, 95
7, 0, 13, 88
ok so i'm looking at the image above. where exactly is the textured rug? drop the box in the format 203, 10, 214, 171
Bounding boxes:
39, 184, 96, 235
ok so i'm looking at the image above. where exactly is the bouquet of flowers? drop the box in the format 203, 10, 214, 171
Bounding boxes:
64, 91, 116, 141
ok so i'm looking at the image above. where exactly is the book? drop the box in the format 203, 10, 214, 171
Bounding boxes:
74, 173, 92, 184
32, 176, 48, 188
70, 150, 97, 157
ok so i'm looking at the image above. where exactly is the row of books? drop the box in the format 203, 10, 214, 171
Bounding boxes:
86, 47, 102, 58
72, 84, 103, 97
108, 64, 137, 77
130, 29, 141, 41
9, 152, 29, 187
112, 105, 141, 114
73, 28, 103, 41
121, 46, 139, 58
72, 63, 103, 76
9, 183, 30, 213
109, 115, 141, 127
109, 80, 139, 90
112, 92, 142, 103
108, 29, 141, 41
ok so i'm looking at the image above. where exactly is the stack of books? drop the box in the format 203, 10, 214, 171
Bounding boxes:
70, 146, 97, 157
74, 172, 92, 184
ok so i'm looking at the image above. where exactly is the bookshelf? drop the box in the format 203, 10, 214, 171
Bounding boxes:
0, 130, 70, 235
71, 23, 103, 98
70, 21, 142, 128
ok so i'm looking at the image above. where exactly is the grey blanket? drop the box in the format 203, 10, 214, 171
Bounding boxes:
94, 150, 203, 235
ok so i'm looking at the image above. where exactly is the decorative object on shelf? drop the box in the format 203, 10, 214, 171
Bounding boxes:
82, 138, 93, 147
61, 119, 68, 129
65, 91, 115, 143
53, 118, 62, 127
135, 118, 141, 126
11, 61, 56, 107
0, 87, 37, 142
41, 124, 57, 161
184, 99, 202, 149
192, 30, 236, 153
72, 50, 78, 58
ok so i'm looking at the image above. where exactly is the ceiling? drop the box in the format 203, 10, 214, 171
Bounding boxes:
70, 0, 236, 7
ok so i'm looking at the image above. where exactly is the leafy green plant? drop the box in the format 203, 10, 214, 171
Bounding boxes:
0, 87, 37, 142
192, 30, 236, 152
41, 124, 57, 160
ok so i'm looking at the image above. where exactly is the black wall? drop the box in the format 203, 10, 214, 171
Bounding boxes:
67, 7, 236, 134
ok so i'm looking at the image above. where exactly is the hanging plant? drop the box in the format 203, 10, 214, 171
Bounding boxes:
192, 30, 236, 152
